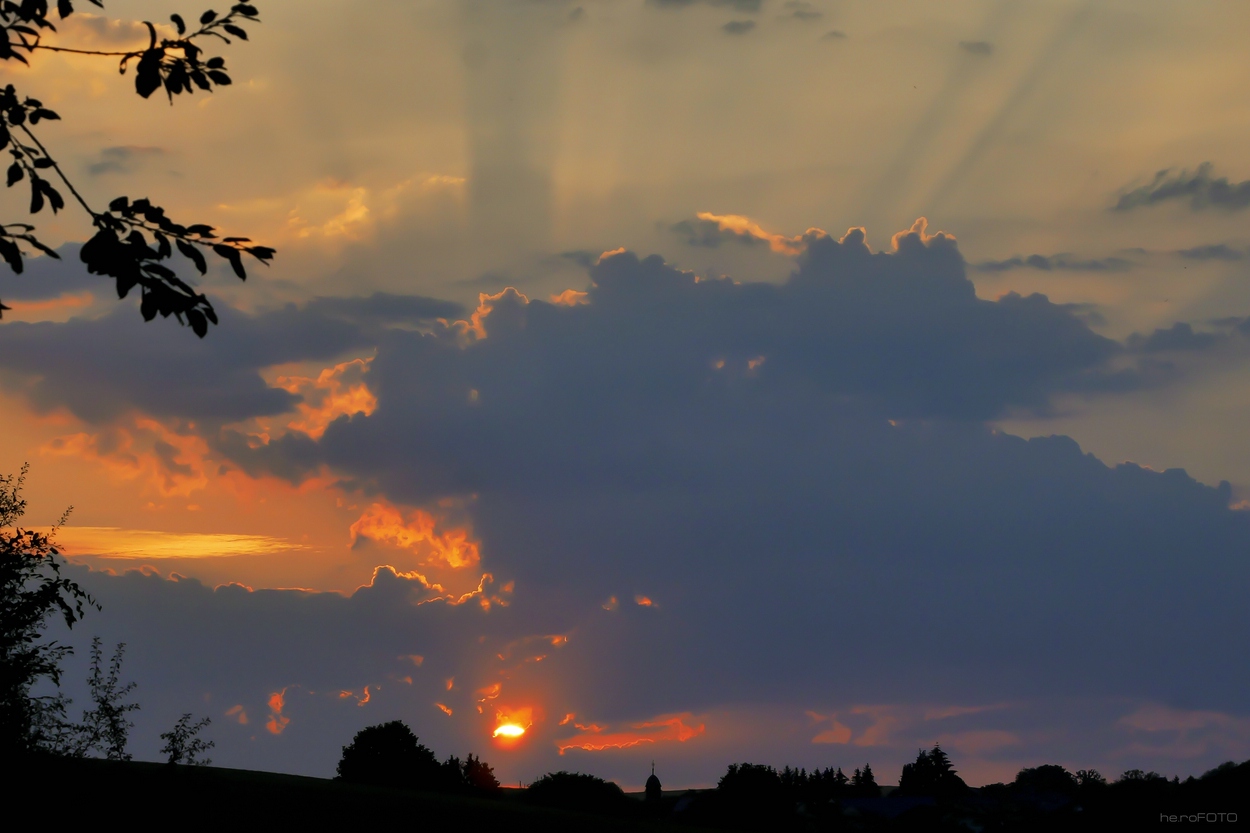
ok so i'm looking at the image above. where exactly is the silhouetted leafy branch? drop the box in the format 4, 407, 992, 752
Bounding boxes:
0, 463, 99, 755
76, 637, 138, 760
160, 713, 213, 766
0, 1, 271, 336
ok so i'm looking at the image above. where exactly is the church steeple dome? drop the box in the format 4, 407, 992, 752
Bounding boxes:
645, 761, 662, 804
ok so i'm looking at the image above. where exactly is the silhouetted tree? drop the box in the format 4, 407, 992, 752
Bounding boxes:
525, 771, 633, 817
1075, 768, 1107, 789
336, 720, 441, 790
75, 636, 139, 760
716, 762, 789, 823
850, 763, 880, 797
0, 464, 96, 756
1014, 764, 1078, 799
0, 2, 273, 336
896, 744, 968, 799
159, 713, 213, 765
461, 752, 499, 793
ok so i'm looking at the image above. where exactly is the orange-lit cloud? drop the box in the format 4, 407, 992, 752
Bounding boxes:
494, 632, 571, 664
41, 416, 211, 497
401, 654, 424, 667
634, 595, 654, 607
602, 596, 618, 611
493, 707, 534, 742
350, 502, 481, 571
889, 217, 954, 250
556, 713, 705, 754
694, 212, 809, 256
0, 291, 94, 322
338, 686, 372, 706
53, 526, 305, 559
272, 358, 376, 440
225, 704, 248, 725
266, 688, 290, 735
811, 721, 853, 745
453, 287, 530, 342
436, 703, 453, 716
445, 677, 455, 691
550, 289, 590, 306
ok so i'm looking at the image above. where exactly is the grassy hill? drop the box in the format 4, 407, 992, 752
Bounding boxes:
13, 756, 703, 831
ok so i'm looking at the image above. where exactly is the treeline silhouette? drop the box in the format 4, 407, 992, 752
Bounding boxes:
329, 720, 1245, 831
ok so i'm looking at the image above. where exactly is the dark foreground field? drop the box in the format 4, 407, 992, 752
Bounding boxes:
13, 756, 1248, 831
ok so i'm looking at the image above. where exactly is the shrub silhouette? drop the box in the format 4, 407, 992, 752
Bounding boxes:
525, 771, 632, 816
336, 720, 441, 790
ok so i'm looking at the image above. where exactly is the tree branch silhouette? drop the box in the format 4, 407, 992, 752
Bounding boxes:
0, 1, 273, 336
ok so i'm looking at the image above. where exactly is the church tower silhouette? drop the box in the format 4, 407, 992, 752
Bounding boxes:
645, 761, 662, 805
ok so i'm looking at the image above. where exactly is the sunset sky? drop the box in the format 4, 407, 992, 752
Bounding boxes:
3, 0, 1250, 789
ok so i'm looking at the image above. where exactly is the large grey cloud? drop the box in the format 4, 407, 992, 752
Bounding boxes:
13, 225, 1250, 784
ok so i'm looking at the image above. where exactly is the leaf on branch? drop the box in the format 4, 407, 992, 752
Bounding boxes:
0, 237, 24, 273
40, 179, 63, 212
7, 162, 22, 186
171, 13, 186, 35
176, 239, 207, 274
206, 70, 231, 86
134, 50, 163, 99
222, 24, 247, 40
212, 243, 246, 279
186, 308, 207, 337
29, 178, 43, 213
200, 9, 218, 25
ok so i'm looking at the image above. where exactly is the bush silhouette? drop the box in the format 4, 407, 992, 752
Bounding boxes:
336, 720, 441, 790
525, 771, 632, 816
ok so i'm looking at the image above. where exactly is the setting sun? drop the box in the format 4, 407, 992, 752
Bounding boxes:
492, 723, 526, 739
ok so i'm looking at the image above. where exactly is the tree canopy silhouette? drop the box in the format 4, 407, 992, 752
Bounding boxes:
0, 464, 96, 755
896, 744, 969, 799
336, 720, 442, 790
0, 1, 273, 336
525, 771, 633, 817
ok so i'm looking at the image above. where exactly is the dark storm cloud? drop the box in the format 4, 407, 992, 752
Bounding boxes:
1177, 244, 1246, 261
0, 244, 99, 300
1115, 163, 1250, 212
22, 225, 1250, 781
246, 227, 1127, 503
722, 20, 756, 34
959, 40, 993, 55
972, 253, 1134, 272
47, 564, 514, 775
